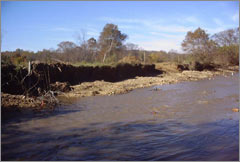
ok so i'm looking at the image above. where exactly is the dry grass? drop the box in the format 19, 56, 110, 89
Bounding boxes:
155, 62, 180, 73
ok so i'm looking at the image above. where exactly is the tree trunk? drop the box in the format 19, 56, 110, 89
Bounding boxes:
103, 39, 114, 63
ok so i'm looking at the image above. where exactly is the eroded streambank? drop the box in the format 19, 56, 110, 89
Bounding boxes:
58, 66, 238, 99
1, 65, 239, 112
2, 68, 239, 161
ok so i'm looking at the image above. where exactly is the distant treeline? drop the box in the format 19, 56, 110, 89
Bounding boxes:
1, 24, 239, 67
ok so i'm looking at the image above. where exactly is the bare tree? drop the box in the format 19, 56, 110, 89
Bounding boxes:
126, 43, 139, 51
57, 41, 77, 62
211, 27, 239, 46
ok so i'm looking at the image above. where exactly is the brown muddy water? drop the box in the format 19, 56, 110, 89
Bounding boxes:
2, 73, 239, 161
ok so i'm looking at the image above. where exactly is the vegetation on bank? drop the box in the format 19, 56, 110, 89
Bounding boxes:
1, 23, 239, 100
1, 24, 239, 69
1, 22, 239, 117
1, 25, 239, 112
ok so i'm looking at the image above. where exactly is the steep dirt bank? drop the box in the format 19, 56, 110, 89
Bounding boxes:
1, 63, 161, 96
1, 63, 238, 112
1, 63, 161, 112
58, 66, 239, 99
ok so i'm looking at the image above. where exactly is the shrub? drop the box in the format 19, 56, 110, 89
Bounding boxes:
118, 55, 141, 64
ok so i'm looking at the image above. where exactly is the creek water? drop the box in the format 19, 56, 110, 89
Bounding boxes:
2, 73, 239, 161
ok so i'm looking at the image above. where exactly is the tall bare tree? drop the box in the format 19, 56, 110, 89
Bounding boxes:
57, 41, 77, 62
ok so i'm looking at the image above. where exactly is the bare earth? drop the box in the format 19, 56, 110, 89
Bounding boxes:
58, 66, 239, 99
2, 65, 238, 110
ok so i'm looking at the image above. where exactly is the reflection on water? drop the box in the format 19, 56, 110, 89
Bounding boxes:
2, 73, 239, 161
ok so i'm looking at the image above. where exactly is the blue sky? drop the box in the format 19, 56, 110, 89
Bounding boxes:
1, 1, 239, 52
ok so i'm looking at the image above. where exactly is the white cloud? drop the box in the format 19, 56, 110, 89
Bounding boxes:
129, 33, 147, 40
82, 27, 100, 38
213, 18, 224, 26
176, 15, 201, 25
99, 17, 195, 51
149, 32, 185, 40
151, 25, 193, 33
118, 25, 136, 30
49, 37, 74, 41
205, 27, 226, 34
87, 31, 99, 37
137, 39, 181, 52
52, 27, 74, 32
209, 17, 237, 34
232, 12, 239, 22
184, 16, 200, 24
99, 17, 159, 26
99, 16, 236, 51
126, 31, 184, 51
100, 17, 194, 33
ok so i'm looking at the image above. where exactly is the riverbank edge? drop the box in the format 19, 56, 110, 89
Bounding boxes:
1, 65, 238, 112
58, 66, 239, 99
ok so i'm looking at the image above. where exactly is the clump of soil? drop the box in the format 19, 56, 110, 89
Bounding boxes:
1, 93, 57, 110
177, 64, 189, 72
1, 92, 59, 121
50, 82, 72, 92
